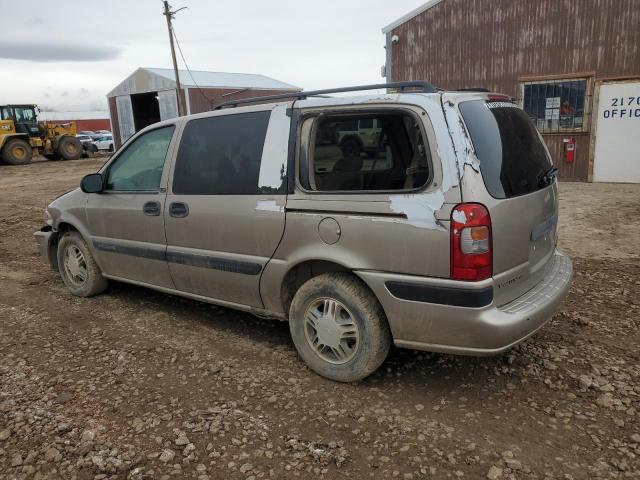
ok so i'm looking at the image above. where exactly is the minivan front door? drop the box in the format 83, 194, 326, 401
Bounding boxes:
163, 106, 290, 308
86, 125, 177, 288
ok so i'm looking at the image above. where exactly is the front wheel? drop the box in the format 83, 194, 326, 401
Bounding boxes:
289, 273, 391, 382
1, 138, 33, 165
57, 231, 108, 297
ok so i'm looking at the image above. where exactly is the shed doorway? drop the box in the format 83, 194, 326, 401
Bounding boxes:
131, 92, 161, 131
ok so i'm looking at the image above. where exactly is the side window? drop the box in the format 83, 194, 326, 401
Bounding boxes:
172, 111, 271, 195
306, 111, 431, 192
105, 126, 175, 192
359, 118, 374, 129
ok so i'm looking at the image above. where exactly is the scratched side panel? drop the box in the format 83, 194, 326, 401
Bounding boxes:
260, 94, 466, 316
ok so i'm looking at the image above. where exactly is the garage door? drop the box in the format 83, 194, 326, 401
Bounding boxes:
593, 81, 640, 183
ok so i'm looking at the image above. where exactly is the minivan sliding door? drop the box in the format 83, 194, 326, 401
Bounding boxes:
163, 105, 289, 308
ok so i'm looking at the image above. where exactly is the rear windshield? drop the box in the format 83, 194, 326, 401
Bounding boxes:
459, 100, 552, 198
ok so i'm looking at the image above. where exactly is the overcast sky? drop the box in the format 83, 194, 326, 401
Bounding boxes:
0, 0, 424, 112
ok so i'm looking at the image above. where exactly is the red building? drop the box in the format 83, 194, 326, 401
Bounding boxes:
38, 111, 111, 132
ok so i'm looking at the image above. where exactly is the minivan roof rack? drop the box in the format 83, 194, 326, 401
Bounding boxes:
213, 81, 439, 110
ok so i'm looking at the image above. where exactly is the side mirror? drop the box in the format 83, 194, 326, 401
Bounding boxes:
80, 173, 104, 193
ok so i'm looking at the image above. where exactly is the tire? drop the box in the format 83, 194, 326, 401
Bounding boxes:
340, 139, 362, 158
83, 144, 97, 158
1, 138, 33, 165
57, 231, 108, 297
108, 144, 114, 153
57, 136, 83, 160
289, 272, 391, 382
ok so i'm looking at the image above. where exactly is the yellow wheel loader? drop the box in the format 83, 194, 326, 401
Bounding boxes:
0, 105, 84, 165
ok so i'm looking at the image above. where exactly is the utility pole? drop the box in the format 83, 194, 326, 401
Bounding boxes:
163, 0, 187, 116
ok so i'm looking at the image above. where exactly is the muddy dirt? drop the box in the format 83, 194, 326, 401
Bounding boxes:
1, 158, 639, 479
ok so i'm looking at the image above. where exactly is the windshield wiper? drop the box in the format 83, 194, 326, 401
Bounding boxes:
538, 165, 558, 187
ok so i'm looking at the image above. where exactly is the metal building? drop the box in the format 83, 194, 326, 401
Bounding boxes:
107, 67, 300, 147
382, 0, 640, 182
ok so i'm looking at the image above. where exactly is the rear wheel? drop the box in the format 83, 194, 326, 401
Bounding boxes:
289, 273, 391, 382
57, 231, 108, 297
1, 138, 33, 165
57, 136, 83, 160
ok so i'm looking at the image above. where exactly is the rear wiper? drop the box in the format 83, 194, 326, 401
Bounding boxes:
538, 165, 558, 187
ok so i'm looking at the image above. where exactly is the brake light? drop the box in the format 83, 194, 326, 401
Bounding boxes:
487, 94, 512, 103
451, 203, 492, 281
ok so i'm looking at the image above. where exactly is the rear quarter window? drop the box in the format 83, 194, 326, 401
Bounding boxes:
459, 100, 552, 199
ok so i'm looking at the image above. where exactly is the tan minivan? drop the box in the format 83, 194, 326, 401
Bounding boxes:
34, 82, 573, 382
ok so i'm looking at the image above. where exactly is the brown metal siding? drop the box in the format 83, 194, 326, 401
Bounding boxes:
390, 0, 640, 97
188, 87, 301, 114
389, 0, 640, 181
108, 96, 122, 148
543, 134, 590, 182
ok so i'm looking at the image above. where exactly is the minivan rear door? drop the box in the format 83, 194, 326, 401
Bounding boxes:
162, 104, 290, 308
454, 96, 558, 295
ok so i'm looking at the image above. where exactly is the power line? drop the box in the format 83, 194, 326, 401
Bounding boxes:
171, 25, 216, 109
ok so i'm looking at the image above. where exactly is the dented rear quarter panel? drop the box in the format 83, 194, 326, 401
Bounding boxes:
450, 94, 562, 305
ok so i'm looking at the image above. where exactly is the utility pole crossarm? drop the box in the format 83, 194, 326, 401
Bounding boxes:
163, 0, 187, 116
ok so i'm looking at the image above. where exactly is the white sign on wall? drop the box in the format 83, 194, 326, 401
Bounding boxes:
545, 108, 560, 120
546, 97, 561, 109
593, 82, 640, 183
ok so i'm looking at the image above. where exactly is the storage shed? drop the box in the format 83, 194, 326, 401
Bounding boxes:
107, 67, 300, 147
382, 0, 640, 182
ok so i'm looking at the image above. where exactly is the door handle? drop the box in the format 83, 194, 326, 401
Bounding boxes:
169, 202, 189, 218
143, 201, 161, 216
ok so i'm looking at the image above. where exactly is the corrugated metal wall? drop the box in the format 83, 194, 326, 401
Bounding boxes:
110, 88, 300, 148
388, 0, 640, 181
390, 0, 640, 96
544, 133, 591, 182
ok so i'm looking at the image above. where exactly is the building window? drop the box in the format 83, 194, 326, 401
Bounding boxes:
521, 78, 591, 133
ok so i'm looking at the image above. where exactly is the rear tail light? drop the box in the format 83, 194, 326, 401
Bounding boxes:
451, 203, 492, 281
487, 94, 512, 103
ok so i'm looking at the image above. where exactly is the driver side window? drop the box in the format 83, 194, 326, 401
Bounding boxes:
106, 126, 175, 192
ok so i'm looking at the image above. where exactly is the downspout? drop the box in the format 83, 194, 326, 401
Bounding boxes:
385, 32, 393, 85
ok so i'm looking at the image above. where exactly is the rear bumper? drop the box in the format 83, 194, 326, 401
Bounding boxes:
356, 250, 573, 355
33, 226, 58, 271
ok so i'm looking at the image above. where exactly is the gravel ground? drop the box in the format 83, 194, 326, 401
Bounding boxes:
1, 158, 639, 480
